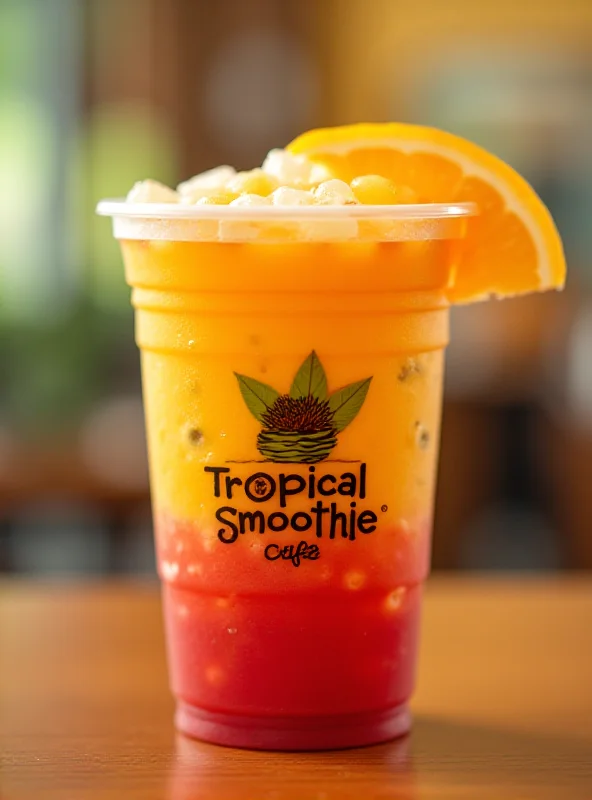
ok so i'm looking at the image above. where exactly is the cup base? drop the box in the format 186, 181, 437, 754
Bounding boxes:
175, 700, 411, 751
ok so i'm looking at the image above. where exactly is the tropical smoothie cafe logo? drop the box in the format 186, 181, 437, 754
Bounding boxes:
204, 352, 386, 566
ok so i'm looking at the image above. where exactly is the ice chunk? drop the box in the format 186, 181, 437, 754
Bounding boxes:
177, 166, 235, 194
126, 179, 179, 203
313, 179, 358, 205
177, 166, 236, 203
270, 187, 314, 206
229, 193, 272, 206
179, 187, 228, 204
262, 149, 313, 186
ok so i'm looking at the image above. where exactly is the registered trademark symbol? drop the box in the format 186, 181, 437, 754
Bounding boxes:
381, 504, 388, 513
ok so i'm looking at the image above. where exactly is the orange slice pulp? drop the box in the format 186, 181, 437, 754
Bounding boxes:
287, 123, 566, 303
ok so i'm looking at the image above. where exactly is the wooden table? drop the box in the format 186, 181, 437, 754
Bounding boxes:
1, 578, 591, 799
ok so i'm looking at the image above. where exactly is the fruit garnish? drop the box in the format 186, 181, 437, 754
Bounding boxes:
288, 123, 566, 302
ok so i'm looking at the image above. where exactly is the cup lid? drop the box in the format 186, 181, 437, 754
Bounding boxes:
97, 199, 476, 221
96, 199, 477, 243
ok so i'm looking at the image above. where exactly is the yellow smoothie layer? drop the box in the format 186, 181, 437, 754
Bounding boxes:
118, 235, 454, 595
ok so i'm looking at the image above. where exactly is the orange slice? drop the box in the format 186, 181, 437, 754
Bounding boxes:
287, 123, 566, 303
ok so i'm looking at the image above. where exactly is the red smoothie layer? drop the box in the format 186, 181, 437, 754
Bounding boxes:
157, 516, 427, 749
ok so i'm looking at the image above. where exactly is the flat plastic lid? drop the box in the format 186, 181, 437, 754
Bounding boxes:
96, 199, 477, 242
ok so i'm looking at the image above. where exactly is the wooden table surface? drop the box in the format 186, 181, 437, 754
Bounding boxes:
1, 577, 591, 800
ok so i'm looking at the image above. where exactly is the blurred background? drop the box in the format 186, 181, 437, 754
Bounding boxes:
1, 0, 591, 577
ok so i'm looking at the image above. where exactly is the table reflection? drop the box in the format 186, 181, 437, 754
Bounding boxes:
168, 730, 413, 800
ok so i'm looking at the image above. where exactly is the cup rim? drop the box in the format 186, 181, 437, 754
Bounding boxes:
96, 199, 477, 221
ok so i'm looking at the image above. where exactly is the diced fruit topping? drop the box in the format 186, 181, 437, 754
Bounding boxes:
227, 168, 279, 197
351, 175, 417, 205
196, 192, 239, 205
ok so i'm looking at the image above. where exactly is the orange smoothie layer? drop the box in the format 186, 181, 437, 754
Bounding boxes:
121, 239, 453, 593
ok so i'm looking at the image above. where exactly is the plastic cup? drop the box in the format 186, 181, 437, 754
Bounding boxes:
97, 200, 474, 750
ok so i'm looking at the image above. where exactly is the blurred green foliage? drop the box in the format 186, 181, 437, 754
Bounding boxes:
0, 308, 135, 438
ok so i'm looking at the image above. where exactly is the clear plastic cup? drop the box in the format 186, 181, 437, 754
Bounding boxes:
97, 199, 474, 750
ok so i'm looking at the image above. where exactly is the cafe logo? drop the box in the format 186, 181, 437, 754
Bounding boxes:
201, 352, 382, 565
234, 350, 372, 463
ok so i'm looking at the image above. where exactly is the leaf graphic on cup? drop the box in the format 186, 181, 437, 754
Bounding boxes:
234, 351, 372, 463
289, 349, 328, 401
233, 374, 280, 421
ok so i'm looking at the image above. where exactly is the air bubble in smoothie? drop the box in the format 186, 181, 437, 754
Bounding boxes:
344, 571, 366, 590
384, 587, 407, 614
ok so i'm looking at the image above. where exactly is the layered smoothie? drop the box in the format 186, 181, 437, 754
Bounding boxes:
99, 122, 566, 749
